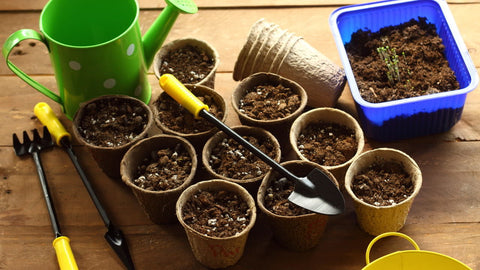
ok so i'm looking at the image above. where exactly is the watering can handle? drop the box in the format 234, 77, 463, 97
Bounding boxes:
2, 29, 62, 104
365, 232, 420, 265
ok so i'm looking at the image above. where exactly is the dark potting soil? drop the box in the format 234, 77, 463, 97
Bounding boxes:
352, 161, 414, 206
297, 122, 357, 166
77, 98, 148, 147
182, 190, 251, 237
239, 84, 301, 120
133, 144, 192, 191
154, 91, 224, 134
209, 136, 277, 180
264, 176, 312, 216
158, 45, 215, 84
345, 17, 459, 103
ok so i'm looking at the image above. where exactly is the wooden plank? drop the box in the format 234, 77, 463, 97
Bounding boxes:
1, 2, 480, 269
1, 93, 479, 264
3, 128, 480, 226
0, 221, 478, 269
1, 7, 345, 75
3, 145, 479, 269
1, 73, 479, 269
1, 5, 479, 76
368, 141, 480, 223
0, 146, 148, 227
2, 76, 480, 225
3, 136, 480, 270
1, 72, 480, 147
0, 74, 243, 146
1, 0, 479, 11
3, 141, 480, 226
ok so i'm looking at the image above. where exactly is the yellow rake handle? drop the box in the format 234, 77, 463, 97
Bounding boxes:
53, 236, 78, 270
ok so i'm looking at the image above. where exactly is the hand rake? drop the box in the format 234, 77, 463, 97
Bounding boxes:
13, 127, 78, 270
34, 102, 135, 270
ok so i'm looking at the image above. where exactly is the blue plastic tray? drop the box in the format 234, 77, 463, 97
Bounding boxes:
329, 0, 478, 141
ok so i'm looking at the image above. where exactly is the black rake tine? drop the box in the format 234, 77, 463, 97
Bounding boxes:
33, 128, 41, 142
22, 130, 31, 145
41, 127, 54, 146
12, 133, 20, 148
12, 133, 25, 156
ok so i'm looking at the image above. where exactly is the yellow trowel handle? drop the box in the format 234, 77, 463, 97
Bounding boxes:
53, 236, 78, 270
34, 102, 71, 146
159, 74, 209, 119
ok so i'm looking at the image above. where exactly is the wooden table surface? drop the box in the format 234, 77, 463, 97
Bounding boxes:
1, 0, 479, 269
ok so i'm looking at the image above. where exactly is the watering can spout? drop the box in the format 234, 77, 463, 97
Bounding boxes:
142, 0, 198, 68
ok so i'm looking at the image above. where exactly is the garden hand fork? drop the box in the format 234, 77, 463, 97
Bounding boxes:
34, 102, 135, 270
13, 127, 78, 270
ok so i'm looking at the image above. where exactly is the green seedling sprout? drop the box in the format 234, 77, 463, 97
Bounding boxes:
377, 45, 401, 85
402, 51, 412, 76
376, 38, 414, 93
404, 79, 414, 92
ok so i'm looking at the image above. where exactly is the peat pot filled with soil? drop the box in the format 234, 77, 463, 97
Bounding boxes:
176, 179, 257, 269
151, 83, 226, 152
257, 160, 339, 251
231, 72, 307, 150
290, 108, 364, 188
330, 0, 479, 141
120, 134, 197, 224
72, 95, 154, 179
202, 125, 281, 193
153, 38, 220, 88
345, 148, 422, 236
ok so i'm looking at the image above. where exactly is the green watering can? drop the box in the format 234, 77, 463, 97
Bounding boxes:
3, 0, 197, 119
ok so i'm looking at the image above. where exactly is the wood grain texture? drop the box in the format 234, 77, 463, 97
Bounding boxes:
0, 1, 479, 270
2, 4, 479, 75
1, 0, 479, 10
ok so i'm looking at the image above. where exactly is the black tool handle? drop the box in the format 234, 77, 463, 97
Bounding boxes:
61, 139, 111, 227
32, 151, 62, 238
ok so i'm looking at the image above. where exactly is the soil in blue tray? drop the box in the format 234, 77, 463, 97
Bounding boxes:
345, 17, 459, 103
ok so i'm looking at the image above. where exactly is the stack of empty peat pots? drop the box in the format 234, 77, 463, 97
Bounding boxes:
234, 19, 347, 107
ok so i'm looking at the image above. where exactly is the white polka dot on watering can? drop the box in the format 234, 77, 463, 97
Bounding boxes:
134, 85, 142, 96
69, 61, 81, 71
103, 78, 116, 89
127, 44, 135, 56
